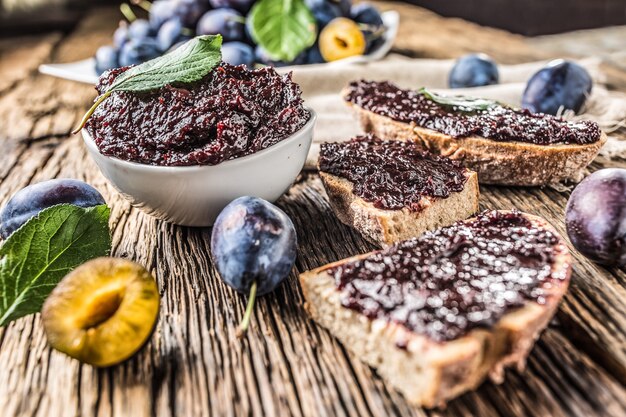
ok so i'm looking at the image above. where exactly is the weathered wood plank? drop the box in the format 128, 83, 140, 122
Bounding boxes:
0, 4, 626, 417
1, 135, 626, 417
0, 7, 119, 143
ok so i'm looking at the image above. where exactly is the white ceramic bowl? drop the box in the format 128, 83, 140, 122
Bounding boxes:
82, 110, 316, 226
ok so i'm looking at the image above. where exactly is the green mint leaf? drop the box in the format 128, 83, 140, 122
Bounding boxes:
419, 87, 499, 112
249, 0, 317, 62
0, 204, 111, 326
73, 35, 223, 133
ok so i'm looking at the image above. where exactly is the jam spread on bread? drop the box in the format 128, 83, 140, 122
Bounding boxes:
328, 211, 565, 342
345, 80, 601, 145
319, 135, 469, 211
86, 63, 309, 166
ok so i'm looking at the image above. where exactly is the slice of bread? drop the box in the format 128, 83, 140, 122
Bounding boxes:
300, 211, 571, 408
345, 93, 607, 186
319, 170, 479, 247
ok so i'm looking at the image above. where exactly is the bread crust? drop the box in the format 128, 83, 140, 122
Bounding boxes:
344, 98, 607, 186
299, 212, 571, 408
319, 170, 480, 247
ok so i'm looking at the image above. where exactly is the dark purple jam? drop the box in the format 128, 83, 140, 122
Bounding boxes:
86, 63, 310, 166
345, 80, 601, 146
328, 210, 567, 342
319, 135, 469, 211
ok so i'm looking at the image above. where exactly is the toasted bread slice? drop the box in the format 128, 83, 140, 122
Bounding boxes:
344, 92, 607, 186
300, 211, 571, 408
319, 170, 479, 247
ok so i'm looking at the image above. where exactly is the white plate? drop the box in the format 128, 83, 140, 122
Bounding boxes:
39, 11, 399, 85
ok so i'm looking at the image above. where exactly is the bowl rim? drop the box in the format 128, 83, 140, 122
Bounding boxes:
82, 108, 317, 172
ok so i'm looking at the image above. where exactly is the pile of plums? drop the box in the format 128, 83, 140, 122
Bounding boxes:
95, 0, 385, 74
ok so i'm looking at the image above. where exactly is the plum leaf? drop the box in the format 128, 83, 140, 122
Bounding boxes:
73, 35, 223, 133
419, 87, 500, 112
0, 204, 111, 326
248, 0, 317, 62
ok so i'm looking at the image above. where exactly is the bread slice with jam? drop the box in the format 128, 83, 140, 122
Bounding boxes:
343, 81, 607, 186
299, 210, 571, 408
318, 135, 479, 247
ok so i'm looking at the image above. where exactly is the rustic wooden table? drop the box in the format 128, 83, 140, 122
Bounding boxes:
0, 3, 625, 417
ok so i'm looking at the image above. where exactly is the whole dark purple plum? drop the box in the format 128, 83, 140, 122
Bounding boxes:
350, 3, 384, 52
119, 38, 161, 67
305, 0, 342, 28
94, 45, 119, 76
335, 0, 352, 16
149, 0, 179, 30
221, 42, 255, 68
565, 169, 626, 266
157, 19, 191, 51
196, 8, 245, 42
174, 0, 211, 28
210, 196, 297, 296
209, 0, 255, 13
0, 179, 106, 239
449, 54, 499, 89
113, 23, 129, 48
522, 59, 592, 116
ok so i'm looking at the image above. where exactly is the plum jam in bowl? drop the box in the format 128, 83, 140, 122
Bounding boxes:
81, 59, 314, 226
82, 111, 315, 226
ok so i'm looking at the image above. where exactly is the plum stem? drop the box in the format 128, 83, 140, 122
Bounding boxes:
236, 280, 258, 338
120, 3, 137, 22
131, 0, 152, 12
72, 91, 111, 134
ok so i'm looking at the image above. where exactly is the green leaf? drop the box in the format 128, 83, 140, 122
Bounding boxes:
73, 35, 223, 133
109, 35, 223, 93
419, 87, 500, 112
249, 0, 317, 62
0, 204, 111, 326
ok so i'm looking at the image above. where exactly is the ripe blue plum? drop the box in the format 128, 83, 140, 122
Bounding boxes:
210, 196, 297, 297
113, 23, 129, 48
255, 45, 306, 67
95, 45, 119, 75
157, 19, 191, 51
565, 169, 626, 266
209, 0, 255, 13
306, 43, 325, 64
196, 8, 245, 42
149, 0, 179, 30
349, 3, 383, 52
449, 54, 499, 88
522, 59, 592, 115
174, 0, 211, 27
305, 0, 342, 28
0, 179, 106, 239
128, 19, 154, 39
119, 38, 161, 66
350, 3, 382, 27
222, 42, 255, 67
334, 0, 351, 15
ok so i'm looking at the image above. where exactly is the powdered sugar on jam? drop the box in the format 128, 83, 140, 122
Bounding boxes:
329, 210, 565, 342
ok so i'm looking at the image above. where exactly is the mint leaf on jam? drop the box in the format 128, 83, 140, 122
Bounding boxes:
73, 35, 223, 134
419, 87, 499, 112
0, 204, 111, 326
249, 0, 317, 62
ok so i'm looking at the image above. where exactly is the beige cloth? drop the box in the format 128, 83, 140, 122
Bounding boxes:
279, 56, 626, 168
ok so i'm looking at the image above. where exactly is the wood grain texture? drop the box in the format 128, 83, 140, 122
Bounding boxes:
0, 5, 625, 417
